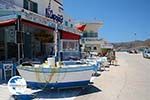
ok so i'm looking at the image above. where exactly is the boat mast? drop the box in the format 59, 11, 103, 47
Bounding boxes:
54, 24, 58, 60
54, 23, 61, 63
48, 0, 61, 63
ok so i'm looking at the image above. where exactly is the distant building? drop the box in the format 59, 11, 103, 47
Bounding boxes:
77, 21, 113, 54
77, 21, 103, 53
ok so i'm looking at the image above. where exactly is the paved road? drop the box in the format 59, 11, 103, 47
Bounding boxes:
0, 52, 150, 100
76, 52, 150, 100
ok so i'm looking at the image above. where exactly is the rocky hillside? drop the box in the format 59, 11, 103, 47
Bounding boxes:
113, 39, 150, 50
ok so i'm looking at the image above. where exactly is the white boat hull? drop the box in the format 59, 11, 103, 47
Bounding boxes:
17, 64, 95, 89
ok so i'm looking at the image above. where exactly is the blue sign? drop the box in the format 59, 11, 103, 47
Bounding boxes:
45, 3, 63, 23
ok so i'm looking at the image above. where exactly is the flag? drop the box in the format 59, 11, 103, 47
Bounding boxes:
75, 24, 86, 32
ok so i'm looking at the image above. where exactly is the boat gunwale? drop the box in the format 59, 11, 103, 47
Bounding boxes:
17, 65, 96, 73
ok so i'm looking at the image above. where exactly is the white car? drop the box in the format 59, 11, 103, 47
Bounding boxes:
143, 49, 150, 58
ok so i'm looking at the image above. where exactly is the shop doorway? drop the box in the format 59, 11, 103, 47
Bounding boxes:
0, 26, 17, 62
23, 24, 54, 62
24, 32, 32, 58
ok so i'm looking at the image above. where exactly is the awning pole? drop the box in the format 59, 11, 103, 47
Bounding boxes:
17, 15, 23, 64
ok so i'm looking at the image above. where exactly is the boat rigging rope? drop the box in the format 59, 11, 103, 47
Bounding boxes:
35, 67, 41, 82
41, 64, 61, 90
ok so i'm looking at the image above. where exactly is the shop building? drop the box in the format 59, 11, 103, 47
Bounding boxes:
0, 0, 80, 80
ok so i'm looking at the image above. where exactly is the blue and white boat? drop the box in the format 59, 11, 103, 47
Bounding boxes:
17, 60, 96, 89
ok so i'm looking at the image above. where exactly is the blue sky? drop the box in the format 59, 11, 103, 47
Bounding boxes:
63, 0, 150, 43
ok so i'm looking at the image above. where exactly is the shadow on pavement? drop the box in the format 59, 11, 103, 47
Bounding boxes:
0, 80, 7, 85
11, 85, 102, 100
93, 73, 101, 77
77, 85, 102, 96
33, 85, 102, 99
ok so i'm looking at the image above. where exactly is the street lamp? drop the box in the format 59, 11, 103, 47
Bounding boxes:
134, 33, 136, 41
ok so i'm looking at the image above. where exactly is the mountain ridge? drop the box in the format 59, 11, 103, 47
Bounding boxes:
112, 39, 150, 50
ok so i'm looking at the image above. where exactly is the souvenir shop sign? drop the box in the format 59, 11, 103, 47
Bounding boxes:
22, 10, 56, 28
21, 10, 64, 30
45, 6, 63, 23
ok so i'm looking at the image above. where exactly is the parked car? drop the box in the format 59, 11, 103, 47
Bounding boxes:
127, 49, 135, 54
143, 49, 150, 58
128, 49, 139, 54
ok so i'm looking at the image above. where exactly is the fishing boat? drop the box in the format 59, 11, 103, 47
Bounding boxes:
17, 23, 97, 89
17, 60, 96, 89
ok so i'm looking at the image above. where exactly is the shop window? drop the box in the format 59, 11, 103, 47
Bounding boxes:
82, 31, 98, 38
61, 52, 80, 61
62, 40, 79, 51
30, 1, 38, 13
24, 0, 38, 13
23, 0, 28, 10
0, 26, 17, 61
70, 24, 73, 28
65, 21, 68, 26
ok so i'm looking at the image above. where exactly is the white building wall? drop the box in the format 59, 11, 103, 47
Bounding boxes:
12, 0, 63, 17
33, 0, 49, 16
51, 0, 63, 15
63, 14, 74, 27
14, 0, 23, 8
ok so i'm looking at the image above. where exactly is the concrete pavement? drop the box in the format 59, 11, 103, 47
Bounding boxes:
76, 52, 150, 100
0, 52, 150, 100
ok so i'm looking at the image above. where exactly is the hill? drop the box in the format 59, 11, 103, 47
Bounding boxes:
113, 39, 150, 51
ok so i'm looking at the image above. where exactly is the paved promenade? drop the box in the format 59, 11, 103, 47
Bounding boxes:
0, 52, 150, 100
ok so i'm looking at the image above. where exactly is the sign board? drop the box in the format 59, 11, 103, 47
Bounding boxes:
45, 3, 63, 23
21, 10, 64, 30
8, 76, 27, 95
3, 64, 13, 71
